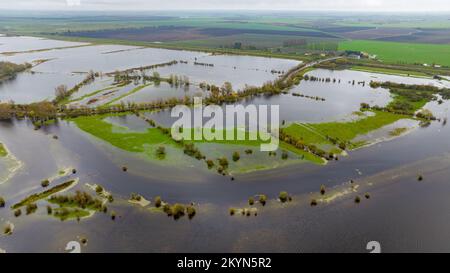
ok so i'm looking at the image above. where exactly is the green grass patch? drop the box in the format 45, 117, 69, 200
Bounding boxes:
72, 115, 172, 153
0, 143, 7, 157
52, 207, 90, 221
339, 40, 450, 66
185, 128, 268, 146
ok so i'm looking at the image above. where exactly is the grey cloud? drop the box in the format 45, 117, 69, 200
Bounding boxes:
1, 0, 450, 11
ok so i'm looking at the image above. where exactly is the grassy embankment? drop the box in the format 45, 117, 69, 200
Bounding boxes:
66, 86, 118, 104
103, 83, 153, 106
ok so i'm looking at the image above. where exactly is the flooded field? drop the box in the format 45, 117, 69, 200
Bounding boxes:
0, 35, 88, 54
1, 35, 450, 253
1, 39, 300, 104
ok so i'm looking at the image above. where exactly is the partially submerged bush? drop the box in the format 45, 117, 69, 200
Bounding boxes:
0, 197, 5, 208
95, 185, 104, 194
108, 195, 114, 203
206, 159, 215, 169
80, 237, 88, 245
259, 194, 267, 206
245, 209, 251, 217
111, 211, 116, 220
171, 203, 186, 219
320, 185, 326, 195
418, 175, 424, 181
3, 224, 12, 235
229, 208, 236, 216
154, 196, 162, 208
186, 206, 196, 219
41, 180, 50, 188
218, 157, 229, 169
122, 166, 128, 172
310, 199, 318, 206
232, 152, 240, 162
364, 193, 371, 199
46, 205, 52, 215
248, 197, 255, 206
279, 191, 289, 203
26, 203, 38, 215
14, 209, 21, 217
163, 204, 172, 215
281, 151, 288, 160
156, 146, 166, 159
130, 193, 142, 202
354, 196, 361, 204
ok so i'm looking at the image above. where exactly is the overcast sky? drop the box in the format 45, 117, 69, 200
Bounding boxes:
1, 0, 450, 12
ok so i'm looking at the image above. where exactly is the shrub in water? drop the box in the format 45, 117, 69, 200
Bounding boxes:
259, 194, 267, 206
320, 185, 326, 195
14, 209, 21, 217
95, 185, 104, 194
46, 206, 52, 215
279, 191, 289, 203
41, 180, 50, 188
171, 204, 186, 219
154, 196, 162, 208
232, 152, 240, 162
186, 206, 196, 219
26, 203, 38, 215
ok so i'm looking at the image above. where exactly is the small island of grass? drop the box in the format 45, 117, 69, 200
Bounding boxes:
11, 180, 77, 209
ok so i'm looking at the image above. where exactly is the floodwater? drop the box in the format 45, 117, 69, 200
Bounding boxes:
0, 35, 87, 54
0, 72, 84, 103
1, 35, 450, 252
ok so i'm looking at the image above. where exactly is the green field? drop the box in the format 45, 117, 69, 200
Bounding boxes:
339, 40, 450, 66
72, 115, 172, 153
